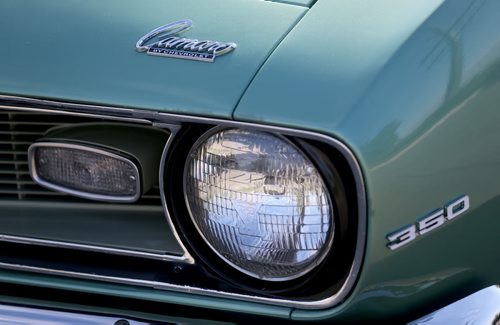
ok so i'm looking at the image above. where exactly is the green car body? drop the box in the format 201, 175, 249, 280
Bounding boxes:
0, 0, 499, 322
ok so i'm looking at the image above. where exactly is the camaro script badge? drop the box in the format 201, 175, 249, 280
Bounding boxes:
135, 19, 237, 63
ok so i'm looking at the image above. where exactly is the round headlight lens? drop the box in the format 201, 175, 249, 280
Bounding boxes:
184, 129, 334, 281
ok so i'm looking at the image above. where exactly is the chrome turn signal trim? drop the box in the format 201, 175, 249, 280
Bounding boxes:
28, 142, 141, 203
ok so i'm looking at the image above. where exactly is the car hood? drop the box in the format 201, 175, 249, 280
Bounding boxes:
234, 0, 446, 133
0, 0, 306, 118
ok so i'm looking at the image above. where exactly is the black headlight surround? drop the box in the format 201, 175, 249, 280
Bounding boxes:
0, 95, 367, 310
162, 124, 362, 299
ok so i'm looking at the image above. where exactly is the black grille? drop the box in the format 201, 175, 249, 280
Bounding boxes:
0, 110, 161, 204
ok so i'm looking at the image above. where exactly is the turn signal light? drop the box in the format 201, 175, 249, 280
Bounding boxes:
29, 143, 141, 202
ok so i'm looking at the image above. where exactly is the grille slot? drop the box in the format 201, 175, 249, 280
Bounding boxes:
0, 110, 161, 204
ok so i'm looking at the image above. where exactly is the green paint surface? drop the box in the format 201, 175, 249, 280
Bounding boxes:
1, 0, 500, 322
0, 0, 305, 118
235, 0, 500, 320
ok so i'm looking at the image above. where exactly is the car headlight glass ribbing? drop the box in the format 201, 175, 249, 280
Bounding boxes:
184, 129, 334, 281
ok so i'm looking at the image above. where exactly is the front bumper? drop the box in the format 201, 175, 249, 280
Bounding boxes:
0, 304, 154, 325
0, 286, 498, 323
410, 285, 500, 324
0, 302, 233, 325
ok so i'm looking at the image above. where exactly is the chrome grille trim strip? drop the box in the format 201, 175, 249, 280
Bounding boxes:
0, 94, 367, 310
0, 102, 193, 265
0, 234, 185, 262
0, 261, 294, 312
157, 122, 195, 265
0, 104, 151, 125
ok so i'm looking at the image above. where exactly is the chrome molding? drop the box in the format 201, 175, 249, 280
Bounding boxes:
0, 234, 186, 262
0, 101, 195, 266
0, 304, 154, 325
28, 142, 142, 203
0, 95, 152, 125
0, 94, 367, 310
157, 122, 195, 265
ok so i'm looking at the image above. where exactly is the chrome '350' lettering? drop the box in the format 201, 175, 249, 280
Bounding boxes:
136, 19, 237, 63
386, 195, 470, 250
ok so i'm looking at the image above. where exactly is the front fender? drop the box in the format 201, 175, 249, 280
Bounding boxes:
235, 0, 500, 321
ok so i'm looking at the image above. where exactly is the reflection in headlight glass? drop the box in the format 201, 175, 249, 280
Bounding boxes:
185, 129, 334, 281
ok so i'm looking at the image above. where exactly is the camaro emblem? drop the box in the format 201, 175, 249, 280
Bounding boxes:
135, 19, 237, 62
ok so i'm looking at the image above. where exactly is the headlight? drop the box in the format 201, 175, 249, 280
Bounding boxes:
184, 128, 334, 281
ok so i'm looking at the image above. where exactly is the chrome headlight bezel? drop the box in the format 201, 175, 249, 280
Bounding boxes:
162, 124, 360, 297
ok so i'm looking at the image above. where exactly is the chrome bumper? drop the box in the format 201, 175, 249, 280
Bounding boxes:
1, 287, 498, 323
410, 285, 500, 324
0, 304, 155, 325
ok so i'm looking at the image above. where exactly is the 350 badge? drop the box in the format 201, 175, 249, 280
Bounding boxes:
386, 195, 470, 250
